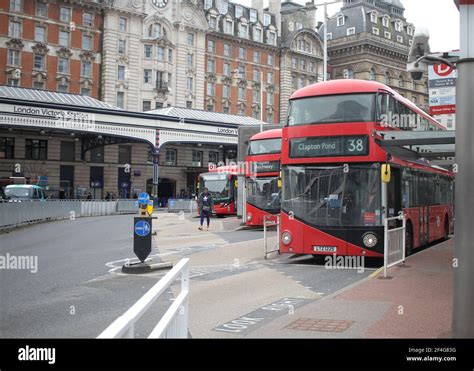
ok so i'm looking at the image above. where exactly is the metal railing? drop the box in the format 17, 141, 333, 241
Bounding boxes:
97, 258, 190, 339
263, 214, 280, 259
383, 213, 406, 278
167, 199, 197, 213
0, 199, 138, 229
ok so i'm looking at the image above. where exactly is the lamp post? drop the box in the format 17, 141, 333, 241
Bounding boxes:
313, 1, 343, 81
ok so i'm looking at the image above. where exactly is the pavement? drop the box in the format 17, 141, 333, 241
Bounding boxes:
157, 214, 455, 338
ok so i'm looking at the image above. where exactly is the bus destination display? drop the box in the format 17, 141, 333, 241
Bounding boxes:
289, 135, 369, 158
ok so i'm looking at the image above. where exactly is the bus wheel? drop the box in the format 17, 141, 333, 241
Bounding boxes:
405, 222, 413, 256
444, 217, 449, 241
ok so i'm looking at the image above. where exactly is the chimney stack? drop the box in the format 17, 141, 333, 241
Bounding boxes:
268, 0, 282, 36
305, 0, 317, 30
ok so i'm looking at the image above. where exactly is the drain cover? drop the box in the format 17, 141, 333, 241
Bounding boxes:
285, 318, 354, 332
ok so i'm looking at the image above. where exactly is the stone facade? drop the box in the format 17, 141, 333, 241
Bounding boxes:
101, 0, 208, 111
0, 0, 103, 97
279, 1, 324, 124
323, 0, 429, 111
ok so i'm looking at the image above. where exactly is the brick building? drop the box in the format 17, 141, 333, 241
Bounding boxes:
0, 0, 103, 98
204, 0, 280, 123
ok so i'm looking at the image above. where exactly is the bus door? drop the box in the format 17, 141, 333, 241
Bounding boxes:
387, 168, 402, 228
419, 173, 429, 245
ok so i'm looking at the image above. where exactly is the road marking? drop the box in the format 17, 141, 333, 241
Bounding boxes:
213, 297, 311, 335
369, 267, 383, 278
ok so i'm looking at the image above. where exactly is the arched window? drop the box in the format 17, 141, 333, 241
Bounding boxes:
149, 23, 164, 39
369, 68, 376, 81
384, 71, 390, 85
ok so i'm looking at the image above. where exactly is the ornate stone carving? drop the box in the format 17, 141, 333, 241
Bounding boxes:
57, 47, 73, 58
6, 38, 24, 49
79, 50, 96, 61
32, 42, 49, 54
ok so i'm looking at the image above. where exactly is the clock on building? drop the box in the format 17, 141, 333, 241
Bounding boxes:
152, 0, 168, 8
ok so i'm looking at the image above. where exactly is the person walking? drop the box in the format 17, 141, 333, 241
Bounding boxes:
198, 187, 214, 231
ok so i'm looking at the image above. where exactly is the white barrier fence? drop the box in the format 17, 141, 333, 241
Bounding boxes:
263, 214, 280, 259
0, 199, 138, 229
383, 214, 406, 278
167, 199, 198, 213
97, 258, 190, 339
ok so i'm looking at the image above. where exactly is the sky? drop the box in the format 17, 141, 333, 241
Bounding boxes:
236, 0, 460, 53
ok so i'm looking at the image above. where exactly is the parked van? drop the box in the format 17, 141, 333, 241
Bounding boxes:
5, 184, 46, 201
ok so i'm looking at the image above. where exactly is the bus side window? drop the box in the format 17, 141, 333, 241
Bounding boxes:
32, 188, 39, 199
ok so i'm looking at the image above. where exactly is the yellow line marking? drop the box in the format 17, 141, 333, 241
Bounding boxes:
369, 267, 383, 278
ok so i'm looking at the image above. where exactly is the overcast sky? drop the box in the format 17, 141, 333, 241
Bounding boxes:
236, 0, 460, 52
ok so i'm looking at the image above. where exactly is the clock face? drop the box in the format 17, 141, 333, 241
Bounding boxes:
152, 0, 168, 8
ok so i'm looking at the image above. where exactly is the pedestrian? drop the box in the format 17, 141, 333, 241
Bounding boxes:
198, 187, 214, 231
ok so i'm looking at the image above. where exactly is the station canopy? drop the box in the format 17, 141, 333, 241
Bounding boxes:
0, 85, 121, 110
374, 130, 455, 168
149, 106, 265, 126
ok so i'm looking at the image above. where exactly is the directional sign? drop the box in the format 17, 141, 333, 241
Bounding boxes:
135, 220, 150, 237
133, 217, 153, 263
138, 192, 150, 205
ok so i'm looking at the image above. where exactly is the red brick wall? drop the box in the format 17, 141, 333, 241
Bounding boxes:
1, 0, 102, 97
205, 36, 280, 122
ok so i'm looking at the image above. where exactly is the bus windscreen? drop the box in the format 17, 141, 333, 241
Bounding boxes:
287, 93, 375, 125
282, 165, 381, 227
248, 138, 281, 155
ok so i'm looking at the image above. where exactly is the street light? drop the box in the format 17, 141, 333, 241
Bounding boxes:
232, 68, 264, 132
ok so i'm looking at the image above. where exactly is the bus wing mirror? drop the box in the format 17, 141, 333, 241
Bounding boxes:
381, 164, 391, 183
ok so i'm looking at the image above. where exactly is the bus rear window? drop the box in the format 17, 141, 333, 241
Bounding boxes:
287, 93, 375, 126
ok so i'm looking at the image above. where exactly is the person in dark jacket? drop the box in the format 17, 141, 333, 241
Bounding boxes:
198, 187, 214, 231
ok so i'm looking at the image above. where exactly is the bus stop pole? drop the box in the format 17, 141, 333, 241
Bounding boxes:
453, 0, 474, 338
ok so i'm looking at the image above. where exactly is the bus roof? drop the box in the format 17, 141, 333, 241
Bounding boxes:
250, 128, 282, 141
290, 79, 445, 131
5, 184, 42, 189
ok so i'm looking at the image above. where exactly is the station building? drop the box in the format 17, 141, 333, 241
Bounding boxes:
0, 86, 263, 200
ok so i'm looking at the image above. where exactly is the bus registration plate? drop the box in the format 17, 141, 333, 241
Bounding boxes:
313, 246, 337, 253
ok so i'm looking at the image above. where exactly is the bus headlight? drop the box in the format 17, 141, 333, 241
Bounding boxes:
246, 213, 252, 221
363, 233, 378, 248
281, 231, 292, 245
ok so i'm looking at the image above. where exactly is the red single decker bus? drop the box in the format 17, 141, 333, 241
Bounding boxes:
245, 129, 282, 226
280, 79, 454, 258
198, 165, 239, 216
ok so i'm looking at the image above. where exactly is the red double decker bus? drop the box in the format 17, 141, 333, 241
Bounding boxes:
280, 80, 454, 257
245, 129, 282, 226
198, 165, 239, 216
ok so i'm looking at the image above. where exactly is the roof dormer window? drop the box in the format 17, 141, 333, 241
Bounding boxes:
249, 9, 257, 23
263, 13, 271, 26
382, 15, 390, 28
337, 14, 345, 27
204, 0, 212, 10
347, 27, 355, 36
235, 5, 243, 18
395, 21, 403, 32
370, 11, 377, 23
220, 0, 228, 14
